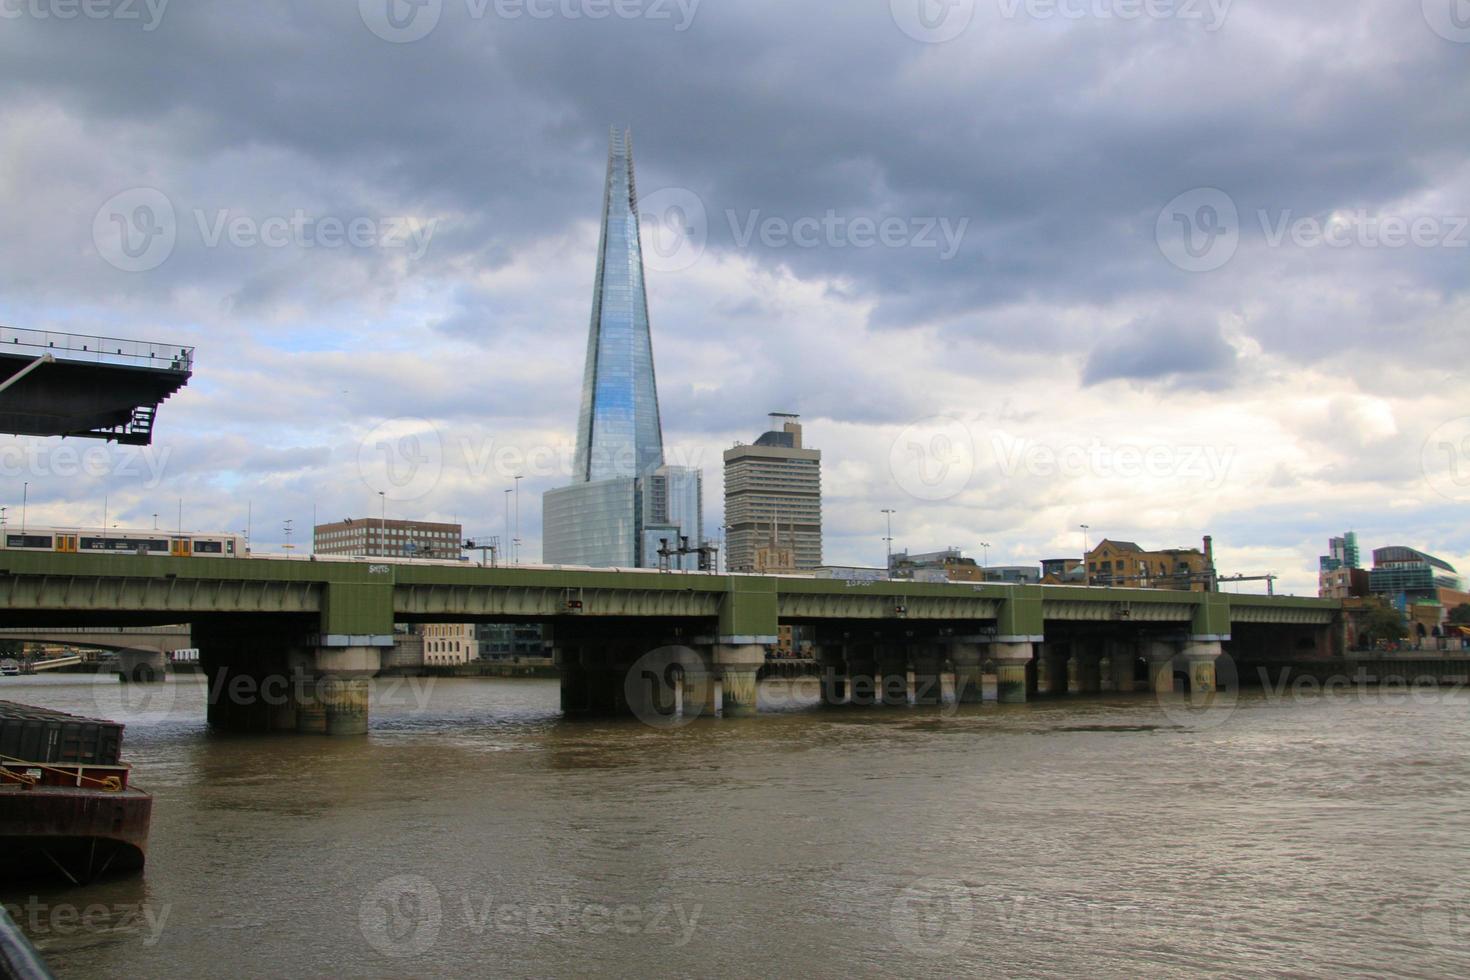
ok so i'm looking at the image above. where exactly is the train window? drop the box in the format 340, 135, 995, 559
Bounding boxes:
6, 534, 54, 549
193, 540, 224, 554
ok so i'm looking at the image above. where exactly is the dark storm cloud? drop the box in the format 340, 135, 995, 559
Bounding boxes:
1081, 314, 1238, 388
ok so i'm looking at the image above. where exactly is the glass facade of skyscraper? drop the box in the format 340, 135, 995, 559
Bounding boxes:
543, 128, 702, 568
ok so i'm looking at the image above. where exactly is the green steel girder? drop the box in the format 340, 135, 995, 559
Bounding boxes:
0, 552, 1341, 637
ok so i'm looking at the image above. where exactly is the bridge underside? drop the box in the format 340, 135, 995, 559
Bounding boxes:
0, 352, 190, 444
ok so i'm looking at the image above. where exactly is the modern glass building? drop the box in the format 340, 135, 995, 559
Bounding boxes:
543, 128, 703, 569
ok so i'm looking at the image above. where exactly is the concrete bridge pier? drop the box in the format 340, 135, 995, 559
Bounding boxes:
814, 643, 848, 706
992, 640, 1036, 704
910, 643, 945, 706
117, 648, 167, 683
1181, 638, 1224, 694
1105, 639, 1134, 693
846, 642, 879, 707
1035, 643, 1066, 696
310, 645, 384, 735
1143, 639, 1179, 694
714, 643, 764, 717
877, 644, 909, 706
950, 639, 987, 704
681, 651, 718, 718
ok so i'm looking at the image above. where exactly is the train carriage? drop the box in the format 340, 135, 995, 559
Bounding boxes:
0, 527, 243, 558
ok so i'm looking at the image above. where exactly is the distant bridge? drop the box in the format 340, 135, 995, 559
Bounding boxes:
0, 625, 191, 656
0, 550, 1341, 733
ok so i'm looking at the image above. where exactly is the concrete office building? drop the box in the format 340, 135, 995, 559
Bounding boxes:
724, 413, 822, 572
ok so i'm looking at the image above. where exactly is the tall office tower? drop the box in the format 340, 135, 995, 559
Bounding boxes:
542, 128, 704, 569
723, 413, 822, 573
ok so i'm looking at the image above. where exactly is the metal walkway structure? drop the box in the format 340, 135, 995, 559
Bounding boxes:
0, 327, 193, 445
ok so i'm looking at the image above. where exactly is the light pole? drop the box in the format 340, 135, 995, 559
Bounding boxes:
153, 513, 159, 530
378, 491, 386, 557
1079, 524, 1090, 585
504, 489, 512, 565
283, 519, 294, 552
21, 482, 27, 534
980, 541, 991, 571
513, 474, 522, 564
881, 508, 896, 574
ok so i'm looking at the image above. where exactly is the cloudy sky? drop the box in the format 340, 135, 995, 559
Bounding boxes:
1, 0, 1467, 593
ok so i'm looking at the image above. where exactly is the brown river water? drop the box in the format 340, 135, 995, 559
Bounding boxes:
2, 672, 1468, 978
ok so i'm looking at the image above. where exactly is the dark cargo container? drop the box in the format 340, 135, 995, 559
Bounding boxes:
0, 701, 124, 766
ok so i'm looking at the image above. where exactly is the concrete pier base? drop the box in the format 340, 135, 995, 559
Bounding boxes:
117, 649, 167, 683
1182, 639, 1222, 694
1106, 640, 1135, 693
1035, 644, 1065, 696
878, 646, 909, 706
911, 645, 944, 706
992, 640, 1035, 704
950, 641, 986, 704
716, 643, 764, 717
1144, 640, 1178, 695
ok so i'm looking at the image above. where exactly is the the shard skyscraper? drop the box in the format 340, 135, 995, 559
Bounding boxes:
542, 128, 704, 569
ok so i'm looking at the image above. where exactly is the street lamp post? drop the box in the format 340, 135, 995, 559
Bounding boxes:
513, 474, 522, 564
980, 541, 991, 572
378, 491, 386, 558
1079, 523, 1090, 585
504, 489, 513, 566
881, 508, 896, 574
21, 482, 27, 534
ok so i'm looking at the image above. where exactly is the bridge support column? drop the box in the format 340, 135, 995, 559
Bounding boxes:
814, 644, 847, 707
1035, 643, 1065, 696
877, 644, 909, 706
715, 643, 764, 718
1182, 638, 1223, 694
846, 643, 878, 707
1105, 640, 1133, 693
117, 649, 167, 683
310, 644, 383, 735
950, 640, 986, 704
911, 643, 944, 706
1144, 640, 1178, 695
992, 640, 1035, 704
682, 652, 718, 718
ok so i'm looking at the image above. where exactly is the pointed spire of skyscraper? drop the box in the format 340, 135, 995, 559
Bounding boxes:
571, 127, 665, 483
